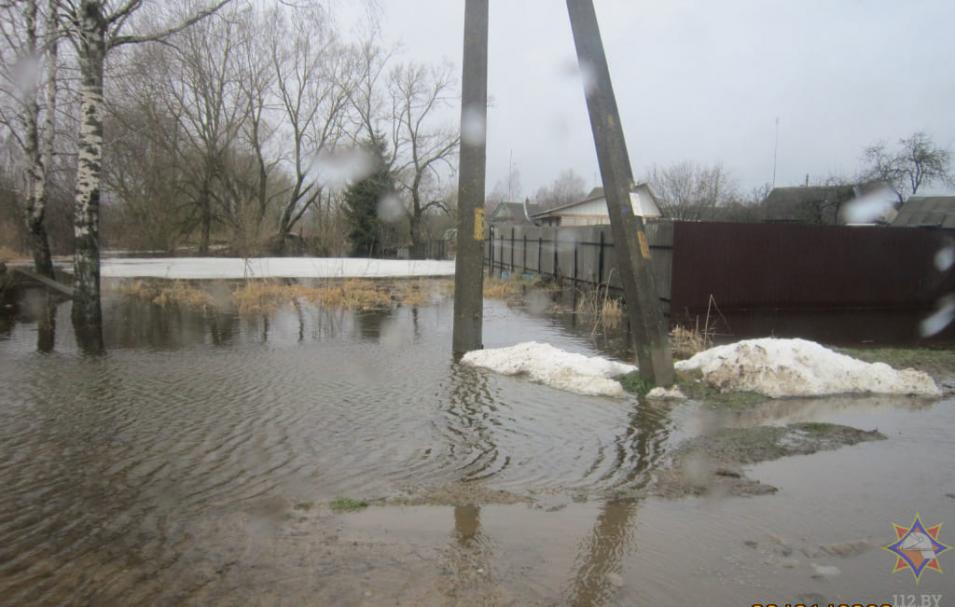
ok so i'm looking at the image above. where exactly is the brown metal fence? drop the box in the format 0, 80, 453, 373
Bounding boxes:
485, 221, 955, 315
670, 222, 955, 313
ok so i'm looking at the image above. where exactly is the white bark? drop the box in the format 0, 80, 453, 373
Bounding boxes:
71, 0, 106, 328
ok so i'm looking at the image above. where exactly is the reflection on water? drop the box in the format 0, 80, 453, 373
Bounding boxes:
0, 287, 677, 604
1, 283, 952, 605
567, 499, 639, 607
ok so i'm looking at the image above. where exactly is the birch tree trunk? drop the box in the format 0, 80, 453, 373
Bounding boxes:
71, 1, 107, 338
21, 0, 55, 279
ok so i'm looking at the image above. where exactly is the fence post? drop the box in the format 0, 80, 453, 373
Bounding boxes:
553, 234, 559, 279
523, 233, 527, 272
598, 230, 605, 284
510, 227, 516, 272
499, 233, 504, 277
538, 237, 542, 274
573, 243, 578, 284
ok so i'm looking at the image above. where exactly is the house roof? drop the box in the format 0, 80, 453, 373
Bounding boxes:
532, 183, 659, 217
488, 200, 541, 224
763, 185, 858, 223
892, 196, 955, 229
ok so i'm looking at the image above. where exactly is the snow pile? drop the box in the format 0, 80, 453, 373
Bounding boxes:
675, 338, 941, 399
94, 257, 455, 279
647, 386, 687, 401
461, 342, 637, 397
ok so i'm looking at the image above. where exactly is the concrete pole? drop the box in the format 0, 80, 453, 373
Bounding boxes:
452, 0, 489, 355
566, 0, 674, 386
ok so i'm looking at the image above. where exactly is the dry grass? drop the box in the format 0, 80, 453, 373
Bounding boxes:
114, 277, 448, 317
233, 279, 397, 315
302, 279, 394, 311
670, 294, 728, 359
669, 324, 710, 359
116, 280, 216, 311
0, 245, 23, 262
397, 281, 430, 307
231, 281, 309, 316
575, 281, 623, 331
483, 275, 524, 300
599, 297, 623, 328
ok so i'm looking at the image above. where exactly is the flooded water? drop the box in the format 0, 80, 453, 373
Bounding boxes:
1, 283, 953, 606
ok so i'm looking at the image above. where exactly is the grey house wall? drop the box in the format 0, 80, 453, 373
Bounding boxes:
484, 222, 673, 312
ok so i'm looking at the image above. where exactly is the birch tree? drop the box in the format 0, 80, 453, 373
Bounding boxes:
58, 0, 233, 331
0, 0, 59, 278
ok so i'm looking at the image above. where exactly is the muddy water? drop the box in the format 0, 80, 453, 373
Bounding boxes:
1, 285, 953, 606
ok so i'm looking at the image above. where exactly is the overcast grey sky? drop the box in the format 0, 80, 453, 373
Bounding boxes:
346, 0, 955, 197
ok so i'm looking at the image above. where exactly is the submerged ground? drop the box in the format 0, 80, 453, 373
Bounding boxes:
1, 279, 953, 606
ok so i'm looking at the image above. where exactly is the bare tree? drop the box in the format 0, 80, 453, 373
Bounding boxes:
388, 62, 459, 256
346, 39, 393, 157
145, 4, 246, 254
645, 162, 736, 221
0, 0, 59, 277
264, 4, 354, 254
57, 0, 235, 335
533, 168, 586, 210
863, 132, 952, 205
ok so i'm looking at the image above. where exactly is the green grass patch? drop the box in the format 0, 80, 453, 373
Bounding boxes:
675, 422, 885, 466
329, 497, 369, 512
839, 346, 955, 380
675, 370, 766, 409
615, 371, 655, 396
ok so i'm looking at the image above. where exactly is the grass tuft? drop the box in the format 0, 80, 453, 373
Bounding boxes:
329, 497, 369, 512
0, 246, 22, 262
117, 280, 216, 311
669, 325, 711, 359
616, 371, 655, 396
483, 275, 525, 300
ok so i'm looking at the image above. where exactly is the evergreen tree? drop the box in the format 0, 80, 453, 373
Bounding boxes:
343, 140, 394, 257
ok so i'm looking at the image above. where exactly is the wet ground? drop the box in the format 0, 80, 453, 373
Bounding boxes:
1, 282, 953, 606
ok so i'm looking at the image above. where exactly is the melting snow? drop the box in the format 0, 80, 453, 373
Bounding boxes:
675, 338, 941, 399
461, 342, 636, 397
94, 258, 455, 280
647, 386, 687, 401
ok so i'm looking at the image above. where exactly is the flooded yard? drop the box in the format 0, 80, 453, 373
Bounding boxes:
1, 280, 953, 606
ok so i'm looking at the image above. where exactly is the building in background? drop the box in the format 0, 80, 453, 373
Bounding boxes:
532, 184, 662, 227
762, 182, 895, 225
891, 196, 955, 229
487, 200, 541, 226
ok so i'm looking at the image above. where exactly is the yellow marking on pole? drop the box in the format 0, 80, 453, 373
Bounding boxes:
474, 208, 486, 241
637, 230, 650, 259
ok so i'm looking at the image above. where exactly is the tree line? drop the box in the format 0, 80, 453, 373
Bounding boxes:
489, 131, 952, 223
1, 0, 462, 350
1, 1, 460, 262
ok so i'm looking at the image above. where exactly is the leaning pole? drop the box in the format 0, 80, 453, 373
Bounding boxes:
452, 0, 489, 355
566, 0, 674, 385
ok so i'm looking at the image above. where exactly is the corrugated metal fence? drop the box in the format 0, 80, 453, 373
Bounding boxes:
486, 221, 955, 315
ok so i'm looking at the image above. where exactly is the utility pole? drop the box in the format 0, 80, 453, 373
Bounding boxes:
566, 0, 674, 385
452, 0, 489, 355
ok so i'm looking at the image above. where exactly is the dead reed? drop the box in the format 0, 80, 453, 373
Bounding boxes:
116, 280, 216, 311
